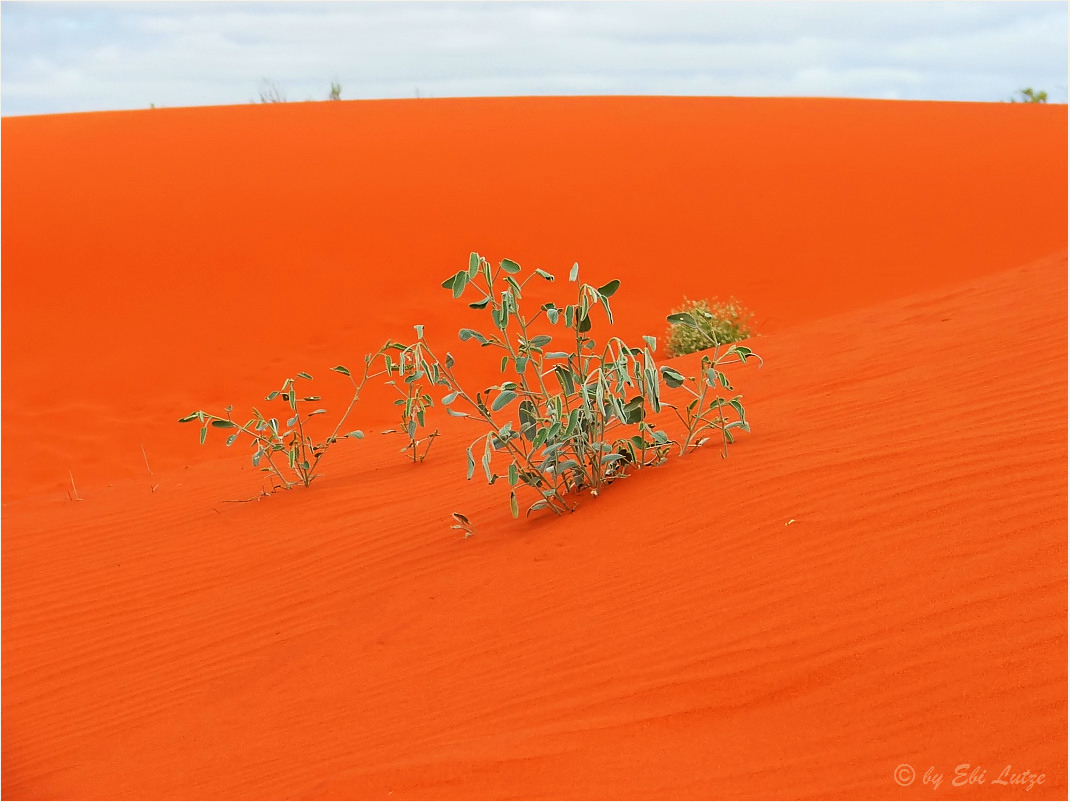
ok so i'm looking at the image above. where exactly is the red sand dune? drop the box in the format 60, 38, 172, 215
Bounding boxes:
2, 97, 1067, 799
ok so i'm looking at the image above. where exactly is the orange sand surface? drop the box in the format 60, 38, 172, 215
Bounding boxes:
2, 97, 1067, 799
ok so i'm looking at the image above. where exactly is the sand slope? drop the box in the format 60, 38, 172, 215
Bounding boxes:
2, 97, 1067, 799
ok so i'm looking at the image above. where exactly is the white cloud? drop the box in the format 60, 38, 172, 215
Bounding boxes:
1, 1, 1066, 116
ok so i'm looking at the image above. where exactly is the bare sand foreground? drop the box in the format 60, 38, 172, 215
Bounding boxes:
2, 97, 1067, 799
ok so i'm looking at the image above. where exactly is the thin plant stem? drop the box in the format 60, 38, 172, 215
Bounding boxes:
68, 469, 82, 501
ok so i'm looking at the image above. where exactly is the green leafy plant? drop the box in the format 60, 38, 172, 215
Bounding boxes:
179, 345, 400, 489
177, 253, 761, 515
1009, 87, 1048, 103
328, 81, 342, 101
381, 331, 440, 463
661, 311, 763, 456
395, 253, 679, 517
665, 296, 755, 357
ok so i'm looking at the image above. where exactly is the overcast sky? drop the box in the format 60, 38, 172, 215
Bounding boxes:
1, 1, 1067, 116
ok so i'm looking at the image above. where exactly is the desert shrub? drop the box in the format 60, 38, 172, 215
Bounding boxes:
178, 253, 761, 511
181, 370, 363, 489
380, 332, 440, 462
179, 341, 434, 489
665, 296, 755, 357
328, 82, 342, 101
1009, 88, 1048, 103
393, 253, 759, 517
393, 254, 672, 516
660, 319, 762, 456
